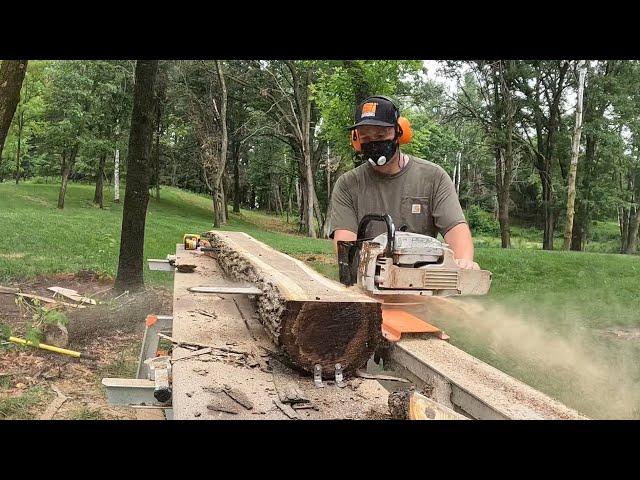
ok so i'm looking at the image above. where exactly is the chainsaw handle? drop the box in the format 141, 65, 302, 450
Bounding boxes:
357, 214, 395, 258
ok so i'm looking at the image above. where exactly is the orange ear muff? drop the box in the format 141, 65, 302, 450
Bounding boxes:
397, 117, 413, 145
350, 130, 362, 152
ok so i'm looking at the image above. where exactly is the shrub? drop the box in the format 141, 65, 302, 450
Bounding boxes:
465, 205, 501, 236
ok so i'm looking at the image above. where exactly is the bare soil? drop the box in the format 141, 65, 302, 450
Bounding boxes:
0, 272, 172, 420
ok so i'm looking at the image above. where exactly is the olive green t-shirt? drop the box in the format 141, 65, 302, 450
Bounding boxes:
327, 154, 466, 239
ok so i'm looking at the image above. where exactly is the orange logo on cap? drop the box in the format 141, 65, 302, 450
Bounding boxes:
361, 102, 378, 117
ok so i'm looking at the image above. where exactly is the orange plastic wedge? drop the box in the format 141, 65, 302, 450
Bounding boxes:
381, 308, 449, 342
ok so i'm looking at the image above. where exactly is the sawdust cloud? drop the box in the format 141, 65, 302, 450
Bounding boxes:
399, 297, 640, 419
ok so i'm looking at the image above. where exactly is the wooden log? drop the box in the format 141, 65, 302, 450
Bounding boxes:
205, 231, 382, 377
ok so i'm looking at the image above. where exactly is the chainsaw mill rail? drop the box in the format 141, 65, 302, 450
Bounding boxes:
170, 244, 390, 420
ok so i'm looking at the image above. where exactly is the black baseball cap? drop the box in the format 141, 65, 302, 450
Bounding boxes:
348, 96, 399, 130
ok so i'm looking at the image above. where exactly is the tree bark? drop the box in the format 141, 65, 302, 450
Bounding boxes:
154, 134, 160, 201
303, 109, 316, 237
541, 169, 554, 250
563, 63, 586, 250
114, 148, 120, 203
626, 207, 640, 254
114, 60, 159, 293
57, 145, 78, 209
212, 189, 220, 227
493, 61, 514, 248
571, 134, 597, 250
15, 110, 23, 184
233, 141, 241, 213
0, 60, 28, 162
93, 153, 106, 208
214, 60, 229, 225
221, 182, 228, 224
153, 66, 166, 202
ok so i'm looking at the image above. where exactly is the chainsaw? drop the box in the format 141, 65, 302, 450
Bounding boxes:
337, 214, 492, 299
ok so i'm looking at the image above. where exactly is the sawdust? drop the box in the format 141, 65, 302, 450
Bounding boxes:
0, 272, 173, 419
403, 299, 640, 419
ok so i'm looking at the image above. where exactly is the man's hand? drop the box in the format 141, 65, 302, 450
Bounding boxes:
444, 223, 481, 270
455, 258, 480, 270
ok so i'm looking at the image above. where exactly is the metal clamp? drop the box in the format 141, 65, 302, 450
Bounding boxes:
313, 364, 325, 388
335, 363, 347, 388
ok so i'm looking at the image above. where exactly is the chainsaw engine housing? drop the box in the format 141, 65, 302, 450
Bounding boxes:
337, 214, 491, 297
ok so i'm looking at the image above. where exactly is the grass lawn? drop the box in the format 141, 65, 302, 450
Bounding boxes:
1, 181, 639, 418
0, 182, 334, 287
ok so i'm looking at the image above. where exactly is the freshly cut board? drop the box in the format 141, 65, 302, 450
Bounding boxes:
205, 231, 383, 378
47, 286, 97, 305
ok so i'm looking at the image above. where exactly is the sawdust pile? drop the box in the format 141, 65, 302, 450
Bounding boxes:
67, 287, 172, 347
402, 298, 640, 419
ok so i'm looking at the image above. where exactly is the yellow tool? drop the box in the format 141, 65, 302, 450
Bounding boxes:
5, 335, 96, 360
183, 234, 201, 250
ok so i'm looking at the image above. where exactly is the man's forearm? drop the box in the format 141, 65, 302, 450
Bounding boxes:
443, 223, 474, 260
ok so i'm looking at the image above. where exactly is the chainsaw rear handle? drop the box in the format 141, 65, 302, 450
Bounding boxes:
357, 214, 396, 258
337, 214, 397, 287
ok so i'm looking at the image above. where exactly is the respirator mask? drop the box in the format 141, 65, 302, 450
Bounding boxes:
361, 139, 398, 167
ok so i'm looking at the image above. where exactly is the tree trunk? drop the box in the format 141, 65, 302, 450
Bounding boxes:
57, 146, 78, 210
619, 206, 629, 253
313, 185, 324, 236
497, 189, 511, 248
626, 207, 640, 254
563, 63, 586, 250
495, 138, 513, 249
0, 60, 28, 161
214, 60, 229, 225
114, 148, 120, 203
58, 156, 70, 209
221, 183, 228, 224
233, 143, 241, 213
155, 137, 160, 201
15, 110, 23, 184
93, 153, 106, 208
294, 178, 301, 215
571, 134, 596, 250
303, 136, 316, 236
542, 182, 554, 250
114, 60, 159, 293
537, 155, 554, 250
212, 187, 220, 227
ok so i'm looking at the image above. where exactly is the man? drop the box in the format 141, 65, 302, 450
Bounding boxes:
327, 95, 480, 270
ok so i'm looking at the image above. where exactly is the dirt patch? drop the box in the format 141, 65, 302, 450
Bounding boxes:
1, 271, 172, 346
293, 253, 335, 265
598, 328, 640, 341
1, 332, 142, 420
0, 253, 26, 260
17, 194, 50, 207
0, 272, 173, 420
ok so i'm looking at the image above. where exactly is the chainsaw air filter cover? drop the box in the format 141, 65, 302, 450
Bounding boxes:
371, 231, 446, 266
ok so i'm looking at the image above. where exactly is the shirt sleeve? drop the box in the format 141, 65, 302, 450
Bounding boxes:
432, 167, 467, 236
327, 174, 359, 239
